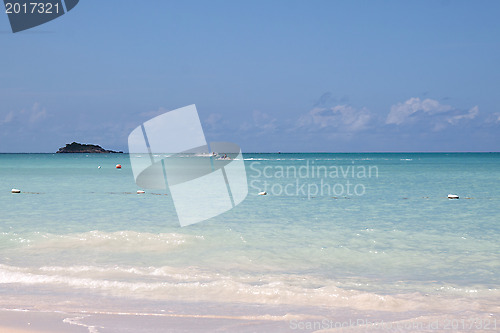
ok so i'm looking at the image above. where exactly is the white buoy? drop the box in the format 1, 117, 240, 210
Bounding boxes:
98, 166, 101, 169
448, 194, 459, 199
137, 190, 146, 194
11, 188, 21, 193
258, 191, 267, 196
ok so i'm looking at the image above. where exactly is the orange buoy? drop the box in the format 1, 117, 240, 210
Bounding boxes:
116, 164, 122, 169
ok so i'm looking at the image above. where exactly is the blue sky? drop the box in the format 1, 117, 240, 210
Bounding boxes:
1, 0, 499, 152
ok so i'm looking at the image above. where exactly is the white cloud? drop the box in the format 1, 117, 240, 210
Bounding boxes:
203, 113, 224, 132
205, 113, 222, 126
2, 111, 14, 124
29, 102, 47, 123
139, 106, 171, 119
240, 110, 277, 132
1, 103, 47, 125
253, 110, 277, 131
447, 105, 478, 124
386, 98, 451, 125
486, 112, 500, 124
386, 98, 478, 129
298, 105, 372, 132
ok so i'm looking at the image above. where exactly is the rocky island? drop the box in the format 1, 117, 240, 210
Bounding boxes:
56, 142, 123, 154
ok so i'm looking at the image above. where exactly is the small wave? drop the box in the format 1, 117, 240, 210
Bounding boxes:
8, 231, 201, 253
0, 264, 408, 310
38, 265, 213, 281
63, 316, 100, 333
1, 264, 495, 313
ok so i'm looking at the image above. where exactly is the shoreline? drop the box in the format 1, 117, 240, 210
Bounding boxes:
0, 307, 321, 333
0, 306, 497, 333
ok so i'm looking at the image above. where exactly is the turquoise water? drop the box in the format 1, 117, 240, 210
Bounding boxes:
0, 153, 499, 317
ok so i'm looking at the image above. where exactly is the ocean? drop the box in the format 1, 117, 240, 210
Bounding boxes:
0, 153, 499, 332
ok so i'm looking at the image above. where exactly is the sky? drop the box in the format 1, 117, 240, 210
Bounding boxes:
1, 0, 499, 153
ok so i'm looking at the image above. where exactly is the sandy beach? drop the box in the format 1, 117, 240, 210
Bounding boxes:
1, 306, 498, 333
0, 307, 309, 333
0, 309, 87, 333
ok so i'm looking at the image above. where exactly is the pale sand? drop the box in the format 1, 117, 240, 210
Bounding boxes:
2, 302, 496, 332
0, 309, 305, 332
0, 306, 338, 332
0, 328, 43, 333
0, 327, 62, 333
0, 310, 87, 333
0, 328, 42, 333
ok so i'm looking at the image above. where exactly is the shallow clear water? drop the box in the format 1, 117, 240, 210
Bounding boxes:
0, 153, 499, 317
